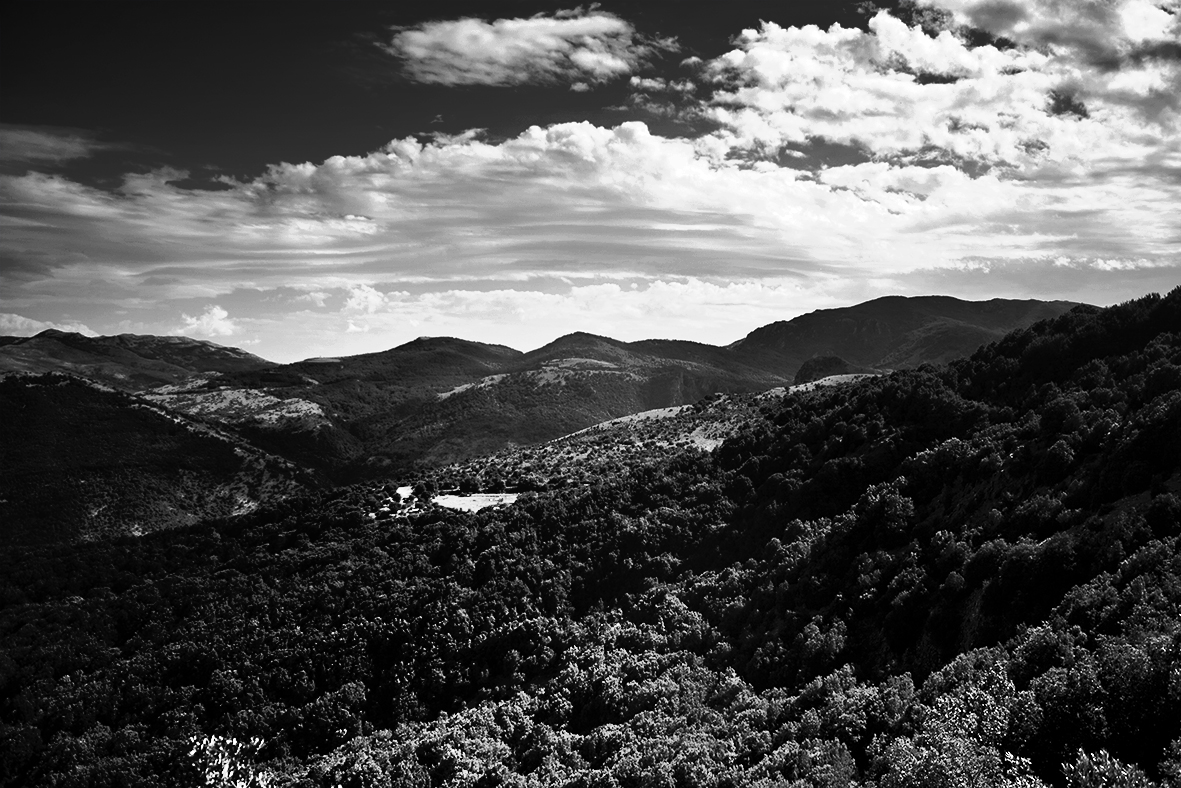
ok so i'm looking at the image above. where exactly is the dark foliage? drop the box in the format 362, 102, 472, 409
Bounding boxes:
0, 375, 306, 546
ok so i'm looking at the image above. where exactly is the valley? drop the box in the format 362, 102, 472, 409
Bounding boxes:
1, 295, 1080, 500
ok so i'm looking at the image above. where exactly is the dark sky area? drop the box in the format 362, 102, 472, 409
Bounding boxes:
1, 1, 878, 184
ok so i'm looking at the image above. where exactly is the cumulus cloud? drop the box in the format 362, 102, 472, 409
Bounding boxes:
0, 312, 96, 336
700, 2, 1180, 178
703, 12, 1069, 169
937, 0, 1177, 53
383, 8, 674, 86
932, 0, 1181, 113
629, 76, 695, 93
175, 305, 239, 338
294, 290, 330, 307
682, 2, 1180, 264
344, 284, 393, 315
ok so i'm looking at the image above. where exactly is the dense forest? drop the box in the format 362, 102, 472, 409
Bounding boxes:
1, 289, 1179, 787
0, 377, 307, 546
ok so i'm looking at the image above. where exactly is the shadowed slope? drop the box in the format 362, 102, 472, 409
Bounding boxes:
732, 296, 1077, 374
0, 374, 307, 545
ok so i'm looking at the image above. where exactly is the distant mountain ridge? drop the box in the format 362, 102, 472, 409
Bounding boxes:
731, 295, 1078, 371
1, 295, 1082, 490
0, 329, 275, 390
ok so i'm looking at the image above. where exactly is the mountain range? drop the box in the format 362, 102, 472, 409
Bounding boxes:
0, 295, 1078, 544
2, 289, 1178, 786
0, 328, 276, 389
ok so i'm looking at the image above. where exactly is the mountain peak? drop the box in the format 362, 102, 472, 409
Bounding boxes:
533, 331, 625, 351
524, 332, 633, 365
1, 329, 277, 391
554, 331, 614, 342
398, 335, 485, 350
730, 295, 1083, 373
388, 336, 523, 358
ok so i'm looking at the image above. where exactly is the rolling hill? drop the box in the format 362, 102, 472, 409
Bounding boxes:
0, 329, 275, 390
732, 295, 1077, 371
193, 295, 1077, 475
1, 297, 1081, 490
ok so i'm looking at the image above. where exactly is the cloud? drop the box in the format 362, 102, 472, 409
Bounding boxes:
702, 12, 1072, 168
0, 121, 819, 306
629, 76, 696, 93
701, 2, 1181, 171
1, 2, 1177, 361
382, 9, 674, 86
931, 0, 1181, 117
344, 284, 393, 315
1, 112, 1175, 325
0, 125, 101, 164
0, 125, 114, 166
294, 290, 331, 307
175, 305, 239, 338
0, 312, 96, 336
908, 254, 1181, 303
683, 3, 1179, 259
936, 0, 1178, 52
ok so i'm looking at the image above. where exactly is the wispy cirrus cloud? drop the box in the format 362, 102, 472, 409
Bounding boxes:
0, 105, 1176, 359
382, 8, 675, 87
0, 124, 121, 168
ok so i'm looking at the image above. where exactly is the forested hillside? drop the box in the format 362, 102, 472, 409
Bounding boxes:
2, 297, 1077, 491
1, 290, 1178, 787
0, 375, 309, 546
209, 332, 791, 478
733, 296, 1076, 372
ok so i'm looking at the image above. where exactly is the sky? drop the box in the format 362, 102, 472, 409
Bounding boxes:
1, 0, 1178, 363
